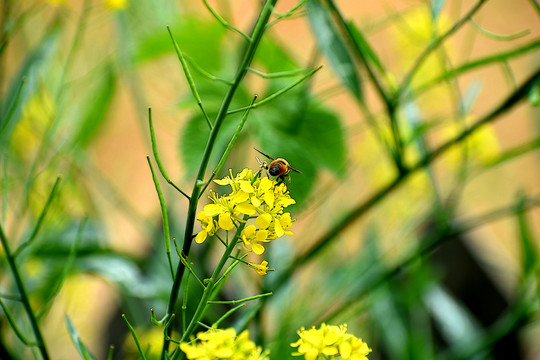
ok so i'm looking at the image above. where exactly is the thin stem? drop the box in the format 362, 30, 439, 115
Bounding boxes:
161, 1, 278, 357
227, 66, 322, 114
180, 225, 246, 343
146, 157, 175, 280
14, 177, 61, 258
167, 27, 213, 129
207, 292, 273, 305
248, 66, 316, 79
0, 223, 50, 360
184, 54, 233, 85
213, 304, 246, 328
199, 95, 258, 198
122, 314, 147, 360
202, 0, 251, 42
148, 108, 190, 199
0, 297, 34, 345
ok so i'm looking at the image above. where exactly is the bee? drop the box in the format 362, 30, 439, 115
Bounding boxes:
254, 148, 302, 184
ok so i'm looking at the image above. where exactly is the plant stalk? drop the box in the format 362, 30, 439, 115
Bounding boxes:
161, 1, 278, 357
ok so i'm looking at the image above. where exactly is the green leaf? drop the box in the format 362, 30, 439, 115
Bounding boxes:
431, 0, 446, 20
0, 25, 59, 146
65, 315, 96, 360
179, 84, 250, 178
253, 35, 299, 73
134, 18, 225, 73
71, 64, 116, 148
180, 112, 239, 180
307, 0, 362, 100
297, 103, 346, 177
529, 85, 540, 106
346, 21, 385, 74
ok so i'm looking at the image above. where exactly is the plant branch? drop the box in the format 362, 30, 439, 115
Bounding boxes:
0, 223, 50, 360
276, 66, 540, 287
161, 1, 278, 357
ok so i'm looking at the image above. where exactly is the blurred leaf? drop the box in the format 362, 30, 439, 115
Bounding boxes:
71, 64, 116, 149
0, 25, 59, 147
346, 21, 385, 74
431, 0, 446, 20
516, 194, 539, 276
180, 112, 237, 179
134, 18, 225, 73
462, 81, 483, 113
78, 254, 170, 299
179, 84, 250, 178
65, 315, 96, 360
307, 0, 362, 100
253, 92, 345, 205
529, 85, 540, 106
254, 35, 299, 73
256, 125, 316, 208
424, 285, 483, 346
296, 104, 346, 177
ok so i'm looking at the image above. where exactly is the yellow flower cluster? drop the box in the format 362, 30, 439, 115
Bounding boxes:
291, 323, 371, 360
180, 328, 269, 360
195, 169, 296, 256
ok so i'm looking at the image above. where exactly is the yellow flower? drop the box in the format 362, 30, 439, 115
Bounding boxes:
291, 323, 371, 360
104, 0, 128, 10
194, 168, 297, 260
180, 328, 268, 360
195, 212, 216, 244
241, 225, 270, 255
249, 260, 273, 275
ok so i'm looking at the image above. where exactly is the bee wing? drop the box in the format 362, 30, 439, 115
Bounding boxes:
289, 165, 302, 174
254, 148, 275, 161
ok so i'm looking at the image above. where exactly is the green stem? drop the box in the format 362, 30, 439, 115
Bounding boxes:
0, 223, 50, 360
160, 1, 278, 357
180, 226, 246, 343
146, 157, 175, 280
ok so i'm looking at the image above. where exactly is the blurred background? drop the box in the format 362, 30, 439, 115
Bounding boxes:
1, 0, 539, 359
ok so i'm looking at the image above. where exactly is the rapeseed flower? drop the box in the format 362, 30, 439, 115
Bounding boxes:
291, 323, 371, 360
180, 328, 269, 360
195, 169, 296, 256
249, 260, 272, 275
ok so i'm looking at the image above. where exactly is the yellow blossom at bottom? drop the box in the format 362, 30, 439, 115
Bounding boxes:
291, 323, 371, 360
180, 328, 268, 360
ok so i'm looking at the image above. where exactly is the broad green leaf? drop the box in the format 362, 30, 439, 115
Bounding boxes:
71, 64, 116, 148
134, 18, 225, 73
65, 315, 96, 360
253, 35, 299, 73
296, 103, 346, 177
307, 0, 362, 100
255, 124, 317, 208
250, 84, 345, 206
